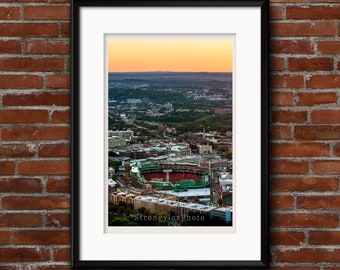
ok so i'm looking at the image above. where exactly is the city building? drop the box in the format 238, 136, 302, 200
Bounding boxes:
158, 188, 211, 202
167, 145, 191, 157
214, 108, 232, 115
133, 196, 216, 216
127, 99, 142, 104
109, 136, 126, 148
211, 207, 232, 223
197, 145, 213, 154
109, 130, 134, 141
109, 192, 136, 205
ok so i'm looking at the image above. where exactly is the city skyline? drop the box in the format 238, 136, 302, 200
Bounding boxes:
108, 39, 233, 73
107, 38, 233, 227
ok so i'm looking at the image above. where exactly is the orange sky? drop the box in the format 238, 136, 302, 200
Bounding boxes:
108, 39, 233, 72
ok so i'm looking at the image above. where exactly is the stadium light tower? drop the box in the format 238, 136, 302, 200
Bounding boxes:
163, 169, 172, 182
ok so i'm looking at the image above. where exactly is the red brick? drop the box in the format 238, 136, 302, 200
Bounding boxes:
52, 110, 70, 123
270, 75, 304, 88
271, 22, 335, 37
0, 213, 42, 227
0, 162, 15, 175
46, 75, 70, 88
54, 248, 70, 261
1, 126, 70, 140
271, 160, 309, 174
309, 231, 340, 245
24, 6, 70, 20
0, 110, 48, 123
3, 92, 70, 106
25, 40, 70, 54
312, 110, 340, 124
0, 231, 11, 244
307, 75, 340, 89
0, 40, 21, 54
0, 143, 36, 157
288, 57, 333, 71
0, 248, 50, 262
0, 7, 20, 20
39, 143, 70, 157
0, 58, 64, 72
270, 231, 305, 245
0, 75, 43, 89
272, 110, 307, 124
318, 41, 340, 54
46, 213, 70, 227
295, 126, 340, 140
271, 92, 293, 106
271, 177, 339, 192
0, 23, 58, 37
271, 214, 339, 228
270, 126, 292, 140
66, 57, 70, 70
334, 143, 340, 156
270, 142, 329, 157
0, 178, 42, 193
270, 195, 294, 210
61, 23, 70, 37
2, 196, 70, 210
297, 92, 338, 106
270, 6, 283, 20
22, 0, 51, 1
271, 57, 285, 71
14, 230, 70, 245
270, 40, 314, 54
313, 160, 340, 174
325, 267, 340, 270
46, 178, 70, 192
276, 248, 340, 263
18, 160, 70, 175
287, 6, 340, 19
297, 196, 340, 210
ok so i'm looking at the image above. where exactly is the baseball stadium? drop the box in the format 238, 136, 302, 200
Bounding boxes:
124, 161, 211, 192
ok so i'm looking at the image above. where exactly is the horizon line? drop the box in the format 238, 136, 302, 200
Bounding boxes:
109, 71, 232, 73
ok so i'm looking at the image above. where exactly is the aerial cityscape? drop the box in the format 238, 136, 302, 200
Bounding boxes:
107, 38, 233, 226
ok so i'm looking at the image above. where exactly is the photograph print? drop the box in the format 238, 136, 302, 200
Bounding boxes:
107, 34, 234, 227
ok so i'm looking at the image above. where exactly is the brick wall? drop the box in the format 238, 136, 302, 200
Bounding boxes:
0, 0, 71, 269
0, 0, 339, 269
270, 0, 340, 269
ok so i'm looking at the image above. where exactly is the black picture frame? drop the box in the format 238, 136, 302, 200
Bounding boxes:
71, 0, 269, 268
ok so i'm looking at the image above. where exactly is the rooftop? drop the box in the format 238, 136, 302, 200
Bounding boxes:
135, 195, 216, 212
158, 188, 210, 198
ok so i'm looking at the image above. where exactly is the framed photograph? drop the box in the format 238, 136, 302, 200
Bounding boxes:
71, 0, 269, 268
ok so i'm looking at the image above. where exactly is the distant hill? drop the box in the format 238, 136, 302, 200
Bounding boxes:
109, 71, 231, 81
109, 72, 232, 88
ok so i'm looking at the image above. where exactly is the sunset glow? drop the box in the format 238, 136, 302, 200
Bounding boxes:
108, 39, 233, 72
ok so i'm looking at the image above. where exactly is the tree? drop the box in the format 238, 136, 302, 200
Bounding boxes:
109, 217, 137, 226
